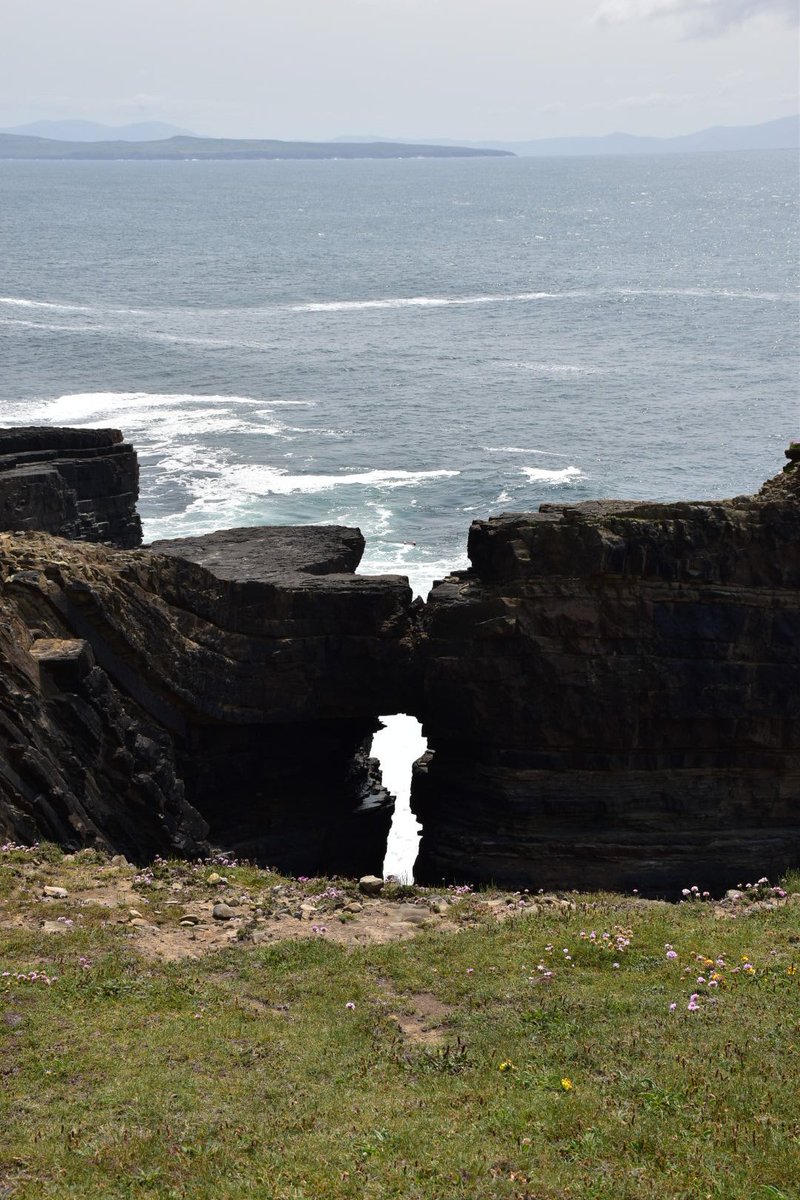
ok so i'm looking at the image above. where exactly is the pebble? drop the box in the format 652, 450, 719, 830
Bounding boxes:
110, 855, 129, 868
343, 901, 363, 914
212, 902, 236, 921
207, 872, 227, 885
129, 917, 149, 928
128, 908, 142, 918
299, 902, 317, 920
180, 917, 200, 927
396, 905, 429, 924
43, 886, 68, 899
359, 875, 384, 896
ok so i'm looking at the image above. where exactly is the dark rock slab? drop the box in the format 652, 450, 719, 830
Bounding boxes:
0, 525, 415, 872
149, 524, 365, 579
412, 455, 800, 896
0, 427, 142, 548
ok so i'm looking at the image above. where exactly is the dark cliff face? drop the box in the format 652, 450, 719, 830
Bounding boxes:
0, 425, 798, 894
0, 427, 142, 549
0, 525, 414, 873
412, 459, 800, 895
0, 557, 206, 859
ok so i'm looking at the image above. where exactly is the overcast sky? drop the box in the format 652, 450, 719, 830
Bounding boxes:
1, 0, 796, 140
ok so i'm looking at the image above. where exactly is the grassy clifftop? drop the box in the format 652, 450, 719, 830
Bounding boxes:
1, 845, 797, 1199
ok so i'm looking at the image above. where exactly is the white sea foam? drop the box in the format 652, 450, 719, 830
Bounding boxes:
287, 284, 799, 314
612, 286, 797, 303
365, 502, 395, 535
521, 465, 584, 485
509, 361, 597, 375
486, 446, 572, 457
217, 464, 459, 497
0, 317, 105, 335
0, 296, 92, 312
26, 391, 269, 425
289, 290, 566, 313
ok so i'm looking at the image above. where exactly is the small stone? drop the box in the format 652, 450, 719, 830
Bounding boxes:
42, 920, 68, 933
206, 872, 224, 885
396, 904, 428, 924
212, 902, 236, 921
43, 886, 68, 899
343, 901, 363, 914
129, 917, 149, 928
128, 908, 142, 918
299, 902, 317, 920
180, 918, 200, 927
110, 855, 129, 868
359, 875, 384, 896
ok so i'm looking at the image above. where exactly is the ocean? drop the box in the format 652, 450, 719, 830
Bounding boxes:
1, 151, 797, 876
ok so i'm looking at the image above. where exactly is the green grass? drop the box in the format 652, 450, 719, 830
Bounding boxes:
1, 848, 798, 1199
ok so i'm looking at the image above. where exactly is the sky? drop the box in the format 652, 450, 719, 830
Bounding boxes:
0, 0, 797, 141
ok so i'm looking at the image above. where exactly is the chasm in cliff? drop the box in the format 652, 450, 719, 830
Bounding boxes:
0, 426, 798, 894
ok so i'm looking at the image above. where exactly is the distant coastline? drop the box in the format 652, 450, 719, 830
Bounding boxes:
0, 133, 514, 162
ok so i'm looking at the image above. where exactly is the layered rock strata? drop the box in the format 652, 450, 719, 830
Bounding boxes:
412, 459, 800, 895
0, 562, 206, 860
1, 423, 798, 894
0, 526, 413, 871
0, 427, 142, 549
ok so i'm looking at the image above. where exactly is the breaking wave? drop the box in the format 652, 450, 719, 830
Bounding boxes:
521, 465, 584, 485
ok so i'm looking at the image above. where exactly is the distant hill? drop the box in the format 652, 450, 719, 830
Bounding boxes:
337, 116, 799, 157
0, 119, 196, 142
481, 115, 799, 157
0, 133, 513, 162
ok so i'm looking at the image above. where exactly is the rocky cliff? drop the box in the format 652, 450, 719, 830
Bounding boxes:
1, 425, 798, 894
412, 455, 800, 895
0, 427, 142, 549
0, 523, 413, 872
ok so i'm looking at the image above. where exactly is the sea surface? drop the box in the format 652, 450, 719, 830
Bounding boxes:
1, 151, 798, 876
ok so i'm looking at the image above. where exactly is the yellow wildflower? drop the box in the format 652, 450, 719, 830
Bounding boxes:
561, 1077, 574, 1091
498, 1060, 514, 1072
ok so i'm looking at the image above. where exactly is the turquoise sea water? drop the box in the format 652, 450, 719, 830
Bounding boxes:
0, 151, 797, 596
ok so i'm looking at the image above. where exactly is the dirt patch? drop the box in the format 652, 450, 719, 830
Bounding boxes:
15, 853, 736, 969
385, 991, 455, 1045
